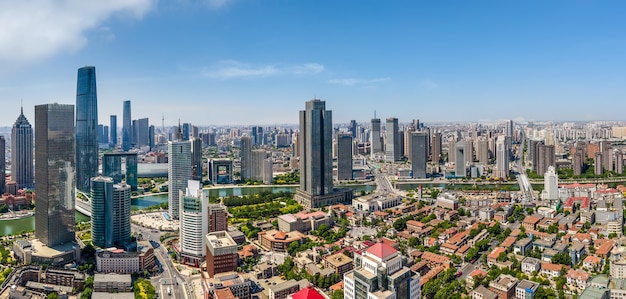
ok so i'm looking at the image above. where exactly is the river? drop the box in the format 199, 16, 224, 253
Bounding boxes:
0, 184, 377, 236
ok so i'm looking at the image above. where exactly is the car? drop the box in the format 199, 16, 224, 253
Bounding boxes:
456, 271, 462, 277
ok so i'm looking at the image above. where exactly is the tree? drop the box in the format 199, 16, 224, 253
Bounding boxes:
551, 252, 571, 266
332, 290, 344, 299
48, 293, 59, 299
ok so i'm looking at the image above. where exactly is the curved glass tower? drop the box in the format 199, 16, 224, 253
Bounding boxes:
11, 106, 34, 189
76, 66, 99, 193
91, 176, 113, 248
122, 100, 132, 151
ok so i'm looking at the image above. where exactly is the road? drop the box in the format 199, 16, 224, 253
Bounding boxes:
132, 223, 191, 299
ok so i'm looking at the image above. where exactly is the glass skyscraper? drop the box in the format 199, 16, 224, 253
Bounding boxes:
168, 139, 191, 220
11, 106, 34, 189
110, 115, 117, 148
91, 176, 131, 248
122, 100, 132, 151
76, 66, 99, 193
35, 103, 76, 247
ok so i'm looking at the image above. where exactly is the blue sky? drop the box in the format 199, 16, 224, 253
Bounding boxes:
1, 0, 626, 127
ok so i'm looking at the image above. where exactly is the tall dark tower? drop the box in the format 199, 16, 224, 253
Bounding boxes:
122, 100, 132, 151
35, 103, 76, 247
294, 99, 337, 209
110, 115, 117, 148
76, 66, 98, 193
0, 136, 5, 195
11, 105, 34, 189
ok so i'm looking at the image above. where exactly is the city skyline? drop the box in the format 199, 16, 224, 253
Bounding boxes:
2, 1, 626, 126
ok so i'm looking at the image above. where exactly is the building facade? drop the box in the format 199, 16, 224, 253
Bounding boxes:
337, 133, 353, 180
35, 103, 76, 247
385, 117, 400, 162
75, 66, 99, 193
11, 106, 34, 189
205, 231, 238, 277
122, 100, 132, 151
179, 180, 208, 267
410, 132, 427, 179
168, 139, 191, 219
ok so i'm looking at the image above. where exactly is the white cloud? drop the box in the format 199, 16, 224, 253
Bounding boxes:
328, 77, 391, 86
420, 79, 440, 89
203, 61, 324, 79
0, 0, 154, 64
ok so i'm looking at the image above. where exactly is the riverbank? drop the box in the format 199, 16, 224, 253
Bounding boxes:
0, 211, 34, 221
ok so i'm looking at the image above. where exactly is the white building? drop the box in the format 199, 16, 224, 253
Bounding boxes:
541, 166, 558, 201
179, 180, 208, 267
344, 242, 420, 299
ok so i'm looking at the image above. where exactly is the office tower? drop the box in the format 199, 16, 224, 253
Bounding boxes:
542, 166, 558, 201
295, 99, 334, 209
179, 180, 208, 267
412, 119, 420, 131
385, 117, 400, 162
573, 152, 584, 176
208, 204, 228, 233
344, 242, 421, 299
463, 138, 474, 164
431, 132, 442, 163
97, 124, 106, 144
448, 139, 457, 163
404, 127, 416, 162
191, 138, 202, 181
205, 231, 238, 278
76, 66, 99, 194
240, 136, 253, 181
505, 120, 514, 142
168, 139, 191, 219
262, 158, 273, 184
102, 152, 138, 190
252, 126, 264, 146
410, 132, 427, 179
0, 136, 4, 194
122, 100, 132, 151
192, 125, 199, 139
135, 118, 150, 147
594, 152, 603, 175
11, 106, 34, 189
110, 115, 117, 147
370, 118, 382, 154
91, 177, 130, 248
615, 151, 624, 174
495, 136, 509, 179
537, 144, 555, 176
337, 134, 353, 180
349, 120, 357, 138
182, 123, 191, 141
252, 149, 268, 181
477, 138, 489, 164
455, 141, 466, 177
148, 125, 155, 149
35, 103, 76, 247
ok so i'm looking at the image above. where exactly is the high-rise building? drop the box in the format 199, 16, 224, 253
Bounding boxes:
191, 138, 203, 181
296, 99, 347, 209
262, 158, 274, 185
91, 177, 130, 248
477, 138, 489, 164
182, 123, 191, 141
464, 138, 474, 164
455, 141, 466, 177
542, 166, 558, 201
110, 115, 117, 148
102, 152, 138, 190
0, 136, 5, 194
404, 127, 416, 163
168, 139, 191, 219
252, 149, 269, 181
252, 126, 264, 146
573, 152, 584, 176
11, 106, 34, 189
537, 144, 555, 176
349, 120, 357, 138
344, 242, 420, 299
135, 118, 150, 147
495, 136, 509, 179
385, 118, 400, 162
595, 152, 603, 175
148, 125, 155, 149
208, 204, 228, 233
179, 180, 208, 267
616, 150, 624, 175
240, 136, 253, 181
75, 66, 99, 194
370, 118, 382, 155
337, 134, 353, 180
505, 120, 514, 143
410, 132, 427, 179
205, 231, 238, 278
112, 182, 131, 246
122, 100, 132, 151
35, 103, 76, 247
431, 132, 442, 163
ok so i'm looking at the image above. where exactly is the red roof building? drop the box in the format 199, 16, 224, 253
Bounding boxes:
290, 286, 326, 299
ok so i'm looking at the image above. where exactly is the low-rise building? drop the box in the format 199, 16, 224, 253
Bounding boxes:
521, 257, 541, 275
566, 269, 590, 289
259, 230, 305, 253
277, 211, 334, 233
471, 285, 498, 299
488, 274, 518, 299
93, 273, 133, 293
206, 231, 238, 278
515, 280, 539, 299
269, 279, 309, 299
323, 253, 353, 277
513, 238, 533, 256
96, 246, 156, 274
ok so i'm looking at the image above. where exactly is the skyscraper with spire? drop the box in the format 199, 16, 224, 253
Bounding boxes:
76, 66, 99, 193
11, 105, 34, 189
